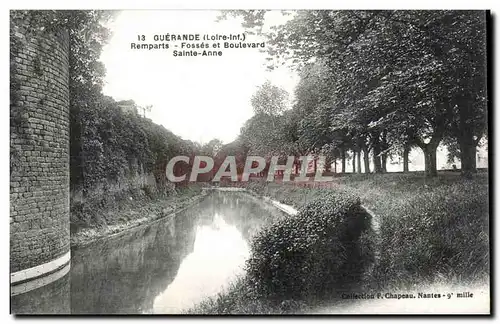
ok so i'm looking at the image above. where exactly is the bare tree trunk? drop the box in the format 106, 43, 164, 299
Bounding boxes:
352, 151, 356, 173
357, 150, 361, 173
341, 149, 346, 173
380, 131, 388, 173
313, 157, 317, 174
363, 147, 370, 173
372, 135, 383, 173
416, 125, 444, 177
324, 156, 332, 173
403, 146, 410, 173
455, 99, 482, 178
373, 155, 382, 173
420, 144, 439, 177
333, 159, 337, 173
459, 133, 478, 178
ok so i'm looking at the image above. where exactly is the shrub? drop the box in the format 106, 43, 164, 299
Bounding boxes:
245, 191, 374, 301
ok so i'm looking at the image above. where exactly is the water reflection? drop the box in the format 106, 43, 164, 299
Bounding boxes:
67, 191, 284, 314
11, 271, 70, 314
152, 214, 249, 313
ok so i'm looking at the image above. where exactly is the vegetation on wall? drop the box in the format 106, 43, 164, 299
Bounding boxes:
10, 11, 199, 193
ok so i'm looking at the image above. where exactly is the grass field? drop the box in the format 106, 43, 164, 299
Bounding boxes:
253, 173, 489, 285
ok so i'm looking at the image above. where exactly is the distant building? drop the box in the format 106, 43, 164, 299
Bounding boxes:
117, 100, 138, 115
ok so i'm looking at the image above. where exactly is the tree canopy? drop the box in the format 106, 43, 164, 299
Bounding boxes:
227, 10, 488, 177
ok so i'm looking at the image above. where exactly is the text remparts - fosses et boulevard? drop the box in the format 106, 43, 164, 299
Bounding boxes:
130, 33, 265, 50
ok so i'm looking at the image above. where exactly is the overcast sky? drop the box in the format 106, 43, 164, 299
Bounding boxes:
100, 10, 298, 145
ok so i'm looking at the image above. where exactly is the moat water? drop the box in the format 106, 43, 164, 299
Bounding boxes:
11, 191, 285, 314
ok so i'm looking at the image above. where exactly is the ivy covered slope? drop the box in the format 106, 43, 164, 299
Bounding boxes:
69, 97, 203, 241
66, 44, 202, 236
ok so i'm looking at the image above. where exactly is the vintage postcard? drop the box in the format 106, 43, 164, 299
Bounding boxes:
9, 9, 490, 315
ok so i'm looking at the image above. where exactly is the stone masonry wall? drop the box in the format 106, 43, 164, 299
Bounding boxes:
10, 24, 70, 273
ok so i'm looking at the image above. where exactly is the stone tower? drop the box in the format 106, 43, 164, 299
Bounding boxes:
10, 18, 71, 297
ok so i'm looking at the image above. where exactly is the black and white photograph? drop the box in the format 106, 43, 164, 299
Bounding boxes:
8, 8, 490, 315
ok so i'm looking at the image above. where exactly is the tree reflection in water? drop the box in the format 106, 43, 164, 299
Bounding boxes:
69, 191, 285, 314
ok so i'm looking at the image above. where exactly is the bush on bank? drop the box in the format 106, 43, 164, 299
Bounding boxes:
188, 190, 375, 314
246, 191, 374, 301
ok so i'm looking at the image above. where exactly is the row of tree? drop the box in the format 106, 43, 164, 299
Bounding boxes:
222, 10, 488, 177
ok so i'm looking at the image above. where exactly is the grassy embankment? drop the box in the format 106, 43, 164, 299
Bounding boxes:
70, 184, 206, 247
187, 172, 489, 314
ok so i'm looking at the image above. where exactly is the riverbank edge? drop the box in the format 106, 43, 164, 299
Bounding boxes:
203, 187, 300, 216
69, 186, 302, 249
211, 186, 380, 235
245, 186, 382, 271
70, 190, 210, 248
207, 186, 381, 278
